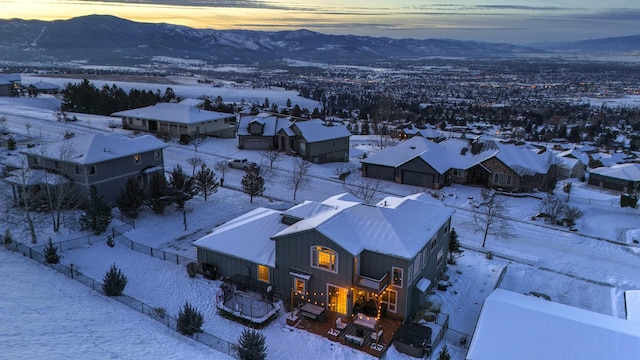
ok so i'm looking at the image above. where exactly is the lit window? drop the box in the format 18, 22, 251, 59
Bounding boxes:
381, 289, 397, 313
295, 278, 305, 294
133, 154, 141, 164
311, 246, 337, 273
392, 267, 403, 288
257, 265, 269, 283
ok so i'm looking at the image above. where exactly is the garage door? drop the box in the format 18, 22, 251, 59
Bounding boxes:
243, 139, 269, 150
402, 170, 434, 188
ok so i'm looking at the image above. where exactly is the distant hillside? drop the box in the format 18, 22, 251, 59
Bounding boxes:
0, 15, 637, 67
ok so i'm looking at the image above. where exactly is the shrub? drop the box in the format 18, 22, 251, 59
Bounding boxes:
152, 307, 167, 319
186, 262, 198, 278
621, 193, 638, 208
44, 238, 60, 264
7, 136, 16, 151
102, 264, 127, 297
177, 301, 204, 336
3, 229, 12, 245
438, 344, 451, 360
106, 234, 115, 247
237, 328, 267, 360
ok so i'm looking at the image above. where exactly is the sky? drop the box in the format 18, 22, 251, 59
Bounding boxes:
2, 0, 639, 44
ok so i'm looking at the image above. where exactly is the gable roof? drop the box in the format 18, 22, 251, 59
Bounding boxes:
493, 142, 551, 176
237, 113, 292, 136
589, 163, 640, 181
192, 208, 283, 267
291, 120, 351, 143
467, 289, 640, 360
22, 133, 166, 165
362, 136, 450, 173
273, 193, 454, 259
112, 103, 235, 124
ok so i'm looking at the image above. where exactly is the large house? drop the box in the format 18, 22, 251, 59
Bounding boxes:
0, 73, 21, 96
112, 101, 237, 139
467, 288, 640, 360
588, 163, 640, 193
193, 193, 454, 321
237, 114, 351, 163
7, 133, 167, 205
362, 136, 557, 192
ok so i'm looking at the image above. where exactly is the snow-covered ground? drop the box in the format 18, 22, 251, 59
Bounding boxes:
1, 79, 640, 359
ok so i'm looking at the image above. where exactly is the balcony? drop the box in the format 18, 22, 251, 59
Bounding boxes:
352, 272, 389, 293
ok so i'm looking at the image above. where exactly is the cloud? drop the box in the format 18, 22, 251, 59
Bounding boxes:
75, 0, 292, 10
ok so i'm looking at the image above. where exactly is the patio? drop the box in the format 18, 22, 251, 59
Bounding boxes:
289, 309, 402, 358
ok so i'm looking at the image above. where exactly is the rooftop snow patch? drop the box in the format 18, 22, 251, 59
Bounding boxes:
112, 103, 236, 124
590, 163, 640, 181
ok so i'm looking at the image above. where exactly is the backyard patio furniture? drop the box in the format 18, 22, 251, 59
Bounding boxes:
336, 317, 347, 330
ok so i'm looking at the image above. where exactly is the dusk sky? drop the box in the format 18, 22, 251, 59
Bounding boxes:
3, 0, 639, 44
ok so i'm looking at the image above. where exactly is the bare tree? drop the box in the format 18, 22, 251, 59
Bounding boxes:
563, 205, 583, 227
287, 157, 311, 201
334, 163, 356, 182
261, 149, 281, 172
39, 139, 83, 232
471, 189, 513, 248
187, 156, 204, 175
214, 160, 228, 187
342, 174, 387, 205
538, 195, 566, 224
192, 136, 205, 153
2, 157, 45, 243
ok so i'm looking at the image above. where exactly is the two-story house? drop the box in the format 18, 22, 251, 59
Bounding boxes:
14, 133, 166, 205
278, 120, 351, 163
193, 192, 454, 321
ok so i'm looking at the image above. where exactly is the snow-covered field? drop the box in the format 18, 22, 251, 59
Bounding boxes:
1, 78, 640, 359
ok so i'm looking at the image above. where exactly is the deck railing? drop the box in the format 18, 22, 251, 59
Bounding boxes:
352, 272, 389, 293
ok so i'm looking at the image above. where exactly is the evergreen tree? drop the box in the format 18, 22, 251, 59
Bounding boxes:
80, 186, 113, 235
7, 136, 16, 150
241, 170, 265, 203
44, 238, 60, 264
116, 178, 145, 219
145, 172, 168, 214
177, 301, 204, 336
193, 164, 219, 201
237, 329, 267, 360
438, 345, 451, 360
102, 264, 127, 297
449, 228, 460, 252
169, 164, 195, 209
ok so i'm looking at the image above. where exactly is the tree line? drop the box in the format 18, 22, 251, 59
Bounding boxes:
61, 79, 178, 115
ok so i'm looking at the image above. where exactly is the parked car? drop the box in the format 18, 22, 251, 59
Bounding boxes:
227, 158, 260, 171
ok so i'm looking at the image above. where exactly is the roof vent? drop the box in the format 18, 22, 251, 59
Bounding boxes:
410, 146, 416, 150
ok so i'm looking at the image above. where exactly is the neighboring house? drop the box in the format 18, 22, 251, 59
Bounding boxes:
361, 136, 450, 189
194, 192, 454, 321
393, 124, 442, 141
236, 113, 293, 150
467, 288, 640, 360
10, 133, 166, 205
277, 120, 351, 163
588, 163, 640, 193
557, 149, 589, 180
31, 81, 61, 94
362, 136, 556, 192
112, 102, 237, 139
0, 73, 21, 96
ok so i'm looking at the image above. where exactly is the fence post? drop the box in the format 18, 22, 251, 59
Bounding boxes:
29, 247, 32, 259
150, 247, 153, 258
70, 263, 74, 280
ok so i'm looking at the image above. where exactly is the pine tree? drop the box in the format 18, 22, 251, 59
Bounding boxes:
449, 228, 460, 252
102, 264, 127, 297
44, 238, 60, 264
438, 344, 451, 360
193, 164, 218, 201
237, 328, 267, 360
241, 170, 265, 203
145, 172, 168, 214
7, 136, 16, 150
177, 301, 204, 336
117, 178, 145, 218
80, 186, 113, 235
169, 164, 195, 209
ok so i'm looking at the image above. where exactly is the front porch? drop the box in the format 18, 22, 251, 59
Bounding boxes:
289, 308, 402, 358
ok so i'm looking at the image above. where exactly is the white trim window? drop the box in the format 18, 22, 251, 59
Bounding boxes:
311, 246, 337, 273
437, 249, 444, 266
294, 278, 306, 295
392, 267, 403, 288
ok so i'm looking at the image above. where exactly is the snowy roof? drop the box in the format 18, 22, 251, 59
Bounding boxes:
589, 163, 640, 181
21, 133, 166, 165
362, 136, 451, 174
494, 142, 551, 176
178, 98, 205, 107
467, 288, 640, 360
237, 114, 292, 136
192, 208, 284, 267
3, 169, 68, 186
112, 103, 235, 124
274, 193, 454, 259
557, 148, 589, 165
291, 120, 351, 143
439, 138, 498, 170
31, 81, 60, 91
400, 124, 441, 139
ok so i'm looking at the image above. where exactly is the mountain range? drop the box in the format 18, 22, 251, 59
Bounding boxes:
0, 15, 638, 67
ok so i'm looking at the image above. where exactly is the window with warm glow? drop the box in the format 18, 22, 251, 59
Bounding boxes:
133, 153, 141, 164
257, 265, 269, 283
381, 289, 397, 313
311, 246, 337, 273
392, 267, 403, 288
295, 278, 305, 294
